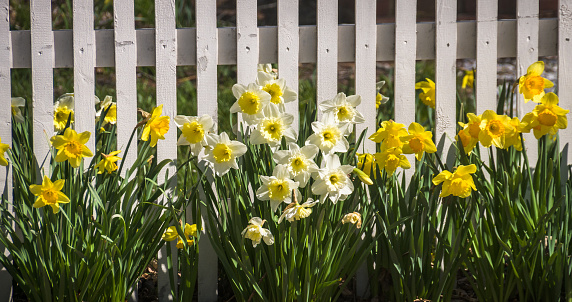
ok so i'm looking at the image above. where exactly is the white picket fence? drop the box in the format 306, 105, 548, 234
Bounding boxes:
1, 0, 572, 301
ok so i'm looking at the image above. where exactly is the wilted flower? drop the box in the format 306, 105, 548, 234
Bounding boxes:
256, 164, 301, 212
30, 176, 70, 214
174, 114, 214, 156
319, 92, 365, 124
50, 128, 94, 168
374, 146, 410, 176
278, 198, 318, 223
95, 150, 121, 174
0, 137, 9, 166
376, 81, 389, 109
415, 78, 436, 108
521, 92, 569, 139
11, 97, 26, 123
54, 93, 75, 131
96, 95, 117, 125
432, 164, 477, 198
141, 104, 170, 147
162, 223, 198, 249
518, 61, 554, 103
369, 120, 408, 149
478, 110, 515, 149
342, 212, 362, 229
401, 122, 437, 160
204, 132, 247, 176
306, 114, 350, 154
242, 217, 274, 248
230, 83, 271, 125
462, 70, 474, 89
273, 143, 319, 188
250, 105, 297, 149
312, 154, 354, 204
256, 71, 297, 110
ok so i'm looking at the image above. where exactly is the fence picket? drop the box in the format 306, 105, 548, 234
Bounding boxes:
73, 0, 96, 152
278, 0, 299, 129
155, 0, 178, 299
236, 0, 259, 85
0, 0, 12, 299
30, 0, 54, 177
559, 0, 572, 176
476, 0, 498, 114
517, 0, 539, 165
196, 0, 219, 301
316, 0, 338, 120
435, 0, 458, 167
394, 0, 417, 177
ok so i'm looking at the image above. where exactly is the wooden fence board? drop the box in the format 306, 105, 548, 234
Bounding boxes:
476, 0, 498, 114
435, 0, 458, 167
559, 0, 572, 172
316, 0, 338, 120
278, 0, 299, 129
236, 0, 259, 130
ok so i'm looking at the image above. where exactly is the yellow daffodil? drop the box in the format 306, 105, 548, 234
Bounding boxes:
342, 212, 362, 229
241, 217, 274, 248
278, 198, 318, 223
353, 168, 373, 185
478, 110, 515, 149
11, 97, 26, 123
401, 122, 437, 160
53, 93, 75, 131
521, 92, 569, 139
369, 120, 408, 149
30, 176, 70, 213
0, 137, 9, 166
162, 223, 198, 249
457, 113, 482, 154
504, 117, 527, 151
462, 70, 474, 89
376, 81, 389, 109
50, 128, 94, 168
95, 150, 121, 174
518, 61, 554, 103
96, 95, 117, 125
432, 164, 477, 198
141, 104, 170, 147
373, 146, 411, 176
356, 153, 376, 178
415, 78, 436, 108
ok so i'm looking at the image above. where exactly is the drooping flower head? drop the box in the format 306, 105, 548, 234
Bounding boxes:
256, 71, 297, 111
457, 113, 482, 154
54, 93, 75, 131
432, 164, 477, 198
250, 105, 297, 149
141, 104, 170, 147
342, 212, 362, 229
96, 95, 117, 126
256, 164, 301, 212
311, 154, 354, 204
306, 114, 350, 154
521, 92, 569, 139
478, 110, 515, 149
356, 153, 376, 178
174, 114, 214, 156
376, 81, 389, 109
401, 122, 437, 160
415, 78, 436, 108
95, 150, 121, 174
0, 137, 9, 166
50, 128, 94, 168
278, 197, 318, 223
11, 97, 26, 123
319, 92, 366, 125
230, 83, 271, 125
462, 70, 474, 89
204, 132, 247, 176
30, 176, 70, 214
518, 61, 554, 103
374, 146, 411, 176
369, 120, 408, 149
162, 223, 198, 249
241, 217, 274, 247
273, 143, 319, 188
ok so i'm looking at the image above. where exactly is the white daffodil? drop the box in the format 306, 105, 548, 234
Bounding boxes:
96, 95, 117, 125
256, 71, 297, 111
230, 83, 271, 125
319, 92, 365, 124
376, 81, 390, 109
241, 217, 274, 248
174, 114, 214, 156
204, 132, 247, 176
258, 64, 277, 79
312, 153, 354, 204
256, 164, 301, 212
305, 114, 351, 154
54, 93, 75, 131
11, 97, 26, 123
273, 142, 319, 188
278, 198, 318, 223
250, 104, 297, 149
